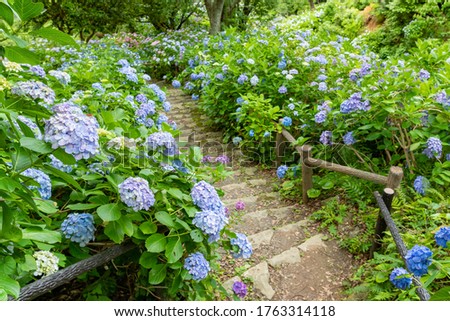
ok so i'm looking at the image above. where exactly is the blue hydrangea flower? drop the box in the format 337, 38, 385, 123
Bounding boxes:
61, 213, 95, 247
435, 90, 450, 107
318, 82, 327, 91
118, 177, 155, 211
230, 233, 253, 259
190, 180, 224, 213
314, 110, 328, 124
184, 82, 194, 90
418, 69, 430, 81
288, 103, 295, 110
11, 80, 55, 105
193, 210, 228, 243
215, 73, 224, 81
148, 84, 166, 102
340, 92, 370, 114
192, 94, 199, 100
232, 137, 242, 145
278, 59, 287, 69
48, 155, 73, 173
135, 101, 156, 127
435, 226, 450, 248
389, 267, 412, 290
250, 75, 259, 86
237, 74, 248, 85
44, 105, 100, 160
29, 65, 46, 77
282, 116, 292, 127
146, 131, 178, 156
278, 85, 288, 94
263, 131, 270, 138
135, 94, 148, 104
405, 245, 433, 277
277, 165, 288, 179
249, 129, 255, 137
233, 281, 247, 298
119, 66, 138, 83
320, 130, 333, 146
163, 101, 171, 112
423, 137, 442, 159
172, 80, 181, 88
413, 176, 429, 195
184, 252, 210, 281
318, 101, 331, 112
92, 82, 105, 93
317, 74, 327, 81
343, 131, 356, 145
22, 168, 52, 200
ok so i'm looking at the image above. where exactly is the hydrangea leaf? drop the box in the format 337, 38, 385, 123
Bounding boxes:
165, 237, 183, 264
139, 252, 157, 269
190, 230, 203, 243
104, 221, 124, 244
148, 264, 167, 285
30, 28, 79, 49
22, 228, 61, 244
145, 233, 166, 253
8, 0, 44, 21
0, 274, 19, 299
0, 3, 14, 26
97, 203, 122, 222
155, 211, 175, 228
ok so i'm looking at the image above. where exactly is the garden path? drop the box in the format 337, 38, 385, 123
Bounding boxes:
167, 86, 357, 301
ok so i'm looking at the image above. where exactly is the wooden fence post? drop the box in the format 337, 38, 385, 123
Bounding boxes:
301, 145, 313, 204
386, 166, 403, 190
370, 188, 395, 258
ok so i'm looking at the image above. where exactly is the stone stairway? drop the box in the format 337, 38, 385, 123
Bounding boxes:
167, 86, 356, 301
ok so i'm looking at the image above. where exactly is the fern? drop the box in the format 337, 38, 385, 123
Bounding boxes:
373, 291, 396, 301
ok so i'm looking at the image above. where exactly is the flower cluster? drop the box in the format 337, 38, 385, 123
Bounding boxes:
230, 233, 253, 259
33, 251, 59, 277
11, 80, 56, 105
235, 201, 245, 211
413, 176, 429, 195
232, 281, 248, 298
422, 137, 442, 159
48, 155, 73, 173
44, 104, 100, 160
29, 65, 46, 77
190, 181, 224, 214
49, 70, 71, 85
118, 177, 155, 211
389, 267, 412, 290
435, 226, 450, 248
340, 92, 370, 114
135, 101, 156, 127
320, 130, 333, 146
119, 65, 138, 83
148, 84, 166, 102
184, 252, 210, 281
146, 131, 177, 156
193, 210, 229, 242
281, 116, 292, 127
343, 131, 356, 145
22, 168, 52, 200
405, 245, 433, 277
172, 80, 181, 88
277, 165, 288, 179
61, 213, 96, 247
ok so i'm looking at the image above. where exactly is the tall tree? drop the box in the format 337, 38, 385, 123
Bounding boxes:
142, 0, 200, 31
204, 0, 226, 34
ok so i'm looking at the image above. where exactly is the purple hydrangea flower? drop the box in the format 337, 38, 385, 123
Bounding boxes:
215, 155, 230, 164
340, 92, 370, 114
232, 281, 247, 298
320, 130, 333, 146
423, 137, 442, 159
389, 267, 412, 290
202, 155, 215, 163
216, 73, 224, 81
192, 94, 199, 100
230, 233, 253, 259
314, 110, 328, 124
118, 177, 155, 211
11, 80, 55, 105
235, 201, 245, 211
413, 176, 429, 195
435, 90, 449, 107
146, 131, 178, 156
435, 226, 450, 248
191, 180, 224, 213
278, 85, 288, 94
135, 94, 148, 104
61, 213, 95, 247
148, 84, 166, 102
237, 74, 248, 85
318, 82, 327, 91
343, 131, 356, 145
136, 101, 156, 127
163, 101, 171, 112
277, 165, 288, 179
29, 65, 46, 78
119, 66, 138, 83
418, 69, 430, 81
193, 210, 228, 243
405, 245, 433, 277
172, 80, 181, 88
249, 129, 255, 137
48, 154, 73, 173
22, 168, 52, 200
44, 105, 100, 160
184, 252, 210, 281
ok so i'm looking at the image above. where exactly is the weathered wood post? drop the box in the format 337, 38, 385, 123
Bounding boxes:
275, 131, 286, 167
370, 166, 403, 258
300, 145, 313, 204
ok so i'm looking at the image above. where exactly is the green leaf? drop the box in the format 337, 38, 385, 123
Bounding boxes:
190, 230, 203, 243
5, 33, 27, 47
0, 289, 7, 301
4, 46, 39, 64
430, 286, 450, 301
104, 221, 124, 244
43, 165, 82, 191
66, 203, 100, 211
139, 252, 157, 269
8, 0, 44, 21
22, 228, 61, 244
155, 211, 174, 227
366, 132, 381, 141
52, 148, 76, 165
20, 137, 52, 154
148, 264, 167, 285
30, 28, 79, 48
165, 237, 183, 264
307, 188, 321, 198
168, 188, 184, 200
97, 203, 122, 222
35, 199, 58, 214
139, 221, 157, 234
409, 142, 421, 152
145, 233, 166, 253
118, 215, 133, 237
375, 271, 388, 283
0, 274, 20, 299
0, 3, 14, 26
0, 177, 22, 192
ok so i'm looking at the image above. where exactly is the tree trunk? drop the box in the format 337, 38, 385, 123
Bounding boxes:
204, 0, 226, 34
308, 0, 315, 10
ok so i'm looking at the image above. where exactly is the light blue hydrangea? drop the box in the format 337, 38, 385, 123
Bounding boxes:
232, 137, 242, 145
184, 252, 210, 281
163, 101, 171, 112
277, 165, 288, 179
389, 267, 412, 290
237, 74, 248, 85
320, 130, 333, 146
434, 90, 450, 107
413, 176, 429, 195
278, 85, 288, 94
249, 129, 255, 137
190, 180, 224, 213
314, 110, 328, 124
44, 105, 100, 160
435, 226, 450, 248
118, 177, 155, 211
423, 137, 442, 159
192, 94, 199, 100
11, 80, 55, 105
135, 94, 148, 104
250, 75, 259, 86
418, 69, 430, 81
318, 82, 327, 91
146, 131, 177, 156
282, 116, 292, 127
148, 84, 166, 102
340, 92, 370, 114
48, 154, 73, 173
343, 131, 356, 145
92, 82, 105, 93
135, 101, 156, 127
405, 245, 433, 277
230, 233, 253, 259
263, 131, 270, 138
119, 66, 138, 83
22, 168, 52, 200
29, 65, 46, 78
193, 210, 228, 243
49, 70, 71, 85
61, 213, 95, 247
172, 80, 181, 88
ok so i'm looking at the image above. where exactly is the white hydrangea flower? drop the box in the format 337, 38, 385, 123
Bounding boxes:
33, 250, 59, 277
